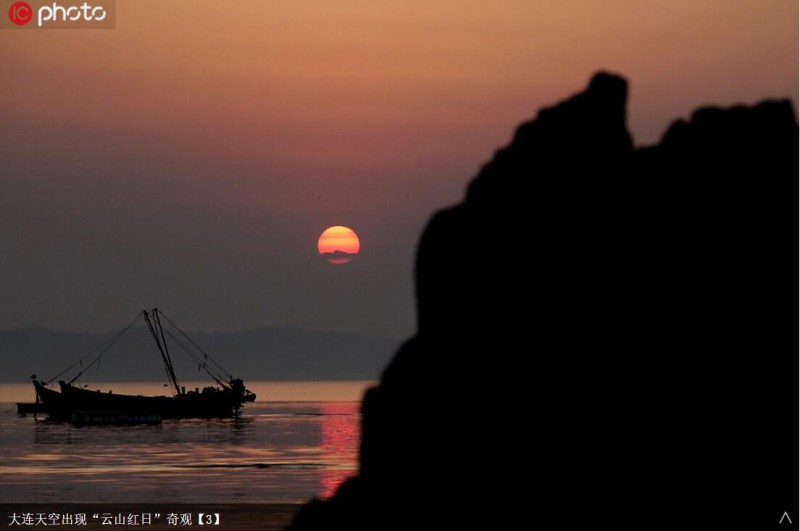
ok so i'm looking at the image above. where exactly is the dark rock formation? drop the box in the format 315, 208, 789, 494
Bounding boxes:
288, 73, 798, 528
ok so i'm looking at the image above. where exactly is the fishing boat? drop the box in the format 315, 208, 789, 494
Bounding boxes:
31, 308, 256, 422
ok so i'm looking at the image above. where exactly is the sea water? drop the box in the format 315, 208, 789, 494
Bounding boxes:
0, 381, 371, 504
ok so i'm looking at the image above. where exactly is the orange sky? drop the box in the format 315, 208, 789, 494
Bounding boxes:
0, 0, 796, 335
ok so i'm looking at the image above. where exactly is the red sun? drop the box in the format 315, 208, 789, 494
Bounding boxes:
318, 226, 360, 265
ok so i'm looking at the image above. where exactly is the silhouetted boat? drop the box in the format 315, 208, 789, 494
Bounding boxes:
71, 411, 162, 426
31, 308, 256, 422
16, 402, 47, 416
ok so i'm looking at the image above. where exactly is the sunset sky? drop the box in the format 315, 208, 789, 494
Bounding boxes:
0, 1, 796, 337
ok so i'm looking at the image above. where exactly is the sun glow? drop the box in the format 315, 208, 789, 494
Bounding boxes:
318, 226, 360, 265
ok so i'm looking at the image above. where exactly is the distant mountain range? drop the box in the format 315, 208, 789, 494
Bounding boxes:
0, 326, 403, 383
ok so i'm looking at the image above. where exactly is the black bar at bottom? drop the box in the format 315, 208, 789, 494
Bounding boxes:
0, 505, 301, 531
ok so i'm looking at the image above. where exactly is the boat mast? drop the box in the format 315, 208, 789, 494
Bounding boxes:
143, 308, 182, 396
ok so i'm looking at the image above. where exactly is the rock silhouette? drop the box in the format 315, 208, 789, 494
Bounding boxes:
287, 73, 798, 528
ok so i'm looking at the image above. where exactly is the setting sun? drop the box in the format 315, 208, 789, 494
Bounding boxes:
318, 226, 360, 265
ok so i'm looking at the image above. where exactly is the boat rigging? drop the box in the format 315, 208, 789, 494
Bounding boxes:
31, 308, 256, 422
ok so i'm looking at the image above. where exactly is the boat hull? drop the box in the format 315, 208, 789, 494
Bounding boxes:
33, 380, 255, 422
71, 411, 162, 426
32, 380, 72, 421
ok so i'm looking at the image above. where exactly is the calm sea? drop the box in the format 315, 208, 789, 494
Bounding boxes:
0, 381, 372, 504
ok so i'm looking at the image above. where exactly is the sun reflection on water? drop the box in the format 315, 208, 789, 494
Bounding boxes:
319, 402, 359, 499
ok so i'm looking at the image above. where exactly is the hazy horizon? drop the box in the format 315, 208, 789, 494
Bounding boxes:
0, 319, 406, 339
0, 325, 403, 383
